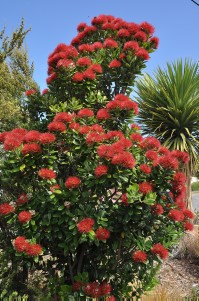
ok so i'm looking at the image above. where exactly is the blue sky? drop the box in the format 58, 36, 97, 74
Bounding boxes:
1, 0, 198, 90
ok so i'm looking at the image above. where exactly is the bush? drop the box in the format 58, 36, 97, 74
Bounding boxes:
192, 181, 199, 191
0, 14, 194, 299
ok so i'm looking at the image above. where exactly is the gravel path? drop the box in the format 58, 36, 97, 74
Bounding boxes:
192, 191, 199, 212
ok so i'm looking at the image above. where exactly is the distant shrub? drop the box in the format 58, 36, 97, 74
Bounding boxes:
192, 181, 199, 191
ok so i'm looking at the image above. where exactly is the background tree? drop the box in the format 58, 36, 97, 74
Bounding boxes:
135, 59, 199, 209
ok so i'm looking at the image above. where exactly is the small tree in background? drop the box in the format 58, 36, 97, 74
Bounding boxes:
135, 59, 199, 210
0, 15, 194, 299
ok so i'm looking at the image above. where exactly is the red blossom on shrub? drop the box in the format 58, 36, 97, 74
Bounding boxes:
132, 250, 148, 263
136, 48, 149, 60
21, 143, 41, 155
140, 21, 155, 35
47, 121, 66, 132
140, 164, 152, 174
123, 41, 139, 52
109, 59, 122, 68
72, 72, 84, 82
100, 282, 112, 295
151, 243, 169, 260
150, 37, 159, 49
24, 130, 41, 142
39, 133, 56, 144
25, 89, 37, 96
151, 204, 164, 215
38, 168, 56, 180
14, 236, 29, 253
17, 193, 29, 205
139, 182, 153, 194
104, 38, 118, 48
76, 57, 92, 66
95, 165, 109, 178
184, 222, 194, 231
65, 176, 81, 189
77, 218, 95, 233
183, 209, 194, 219
25, 243, 42, 256
106, 296, 116, 301
96, 227, 110, 240
158, 155, 179, 170
168, 209, 184, 222
96, 109, 111, 120
0, 203, 15, 215
78, 108, 94, 118
18, 211, 32, 223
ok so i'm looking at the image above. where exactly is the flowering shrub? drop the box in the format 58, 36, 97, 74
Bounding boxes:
0, 14, 194, 299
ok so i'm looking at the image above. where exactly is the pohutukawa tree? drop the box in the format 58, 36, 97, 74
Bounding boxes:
0, 15, 194, 299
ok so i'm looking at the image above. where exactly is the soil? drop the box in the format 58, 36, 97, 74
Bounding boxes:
157, 258, 199, 298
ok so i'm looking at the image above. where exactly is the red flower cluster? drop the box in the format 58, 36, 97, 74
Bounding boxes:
158, 155, 179, 170
17, 193, 28, 205
140, 164, 152, 174
121, 193, 129, 206
151, 243, 169, 260
95, 227, 110, 240
21, 143, 42, 155
139, 182, 153, 194
132, 250, 147, 263
14, 236, 42, 256
140, 137, 161, 150
38, 168, 56, 180
106, 94, 138, 114
24, 130, 40, 142
151, 204, 164, 215
184, 222, 194, 231
18, 211, 32, 223
25, 89, 37, 96
95, 165, 108, 178
0, 203, 15, 215
39, 133, 56, 144
54, 112, 74, 123
77, 108, 94, 118
47, 121, 66, 132
77, 218, 95, 233
168, 209, 184, 222
130, 133, 143, 143
145, 150, 158, 162
65, 176, 81, 189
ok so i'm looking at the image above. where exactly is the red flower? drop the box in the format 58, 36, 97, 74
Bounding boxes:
50, 184, 60, 192
103, 38, 118, 48
39, 133, 56, 144
47, 121, 66, 132
4, 138, 22, 151
18, 211, 32, 223
72, 72, 84, 82
0, 203, 15, 215
17, 193, 29, 205
83, 69, 96, 80
72, 281, 84, 291
184, 222, 194, 231
151, 204, 164, 215
76, 57, 92, 66
0, 132, 8, 143
140, 164, 152, 174
111, 152, 136, 169
95, 165, 108, 178
183, 209, 194, 219
117, 28, 130, 37
168, 209, 184, 222
69, 122, 81, 131
93, 42, 103, 50
77, 108, 94, 118
171, 150, 189, 163
140, 137, 161, 150
24, 130, 41, 143
25, 89, 37, 96
96, 109, 110, 120
77, 22, 87, 31
131, 123, 141, 131
150, 37, 159, 49
109, 60, 122, 68
54, 112, 74, 123
100, 282, 112, 295
174, 200, 186, 210
38, 168, 56, 180
132, 250, 148, 263
151, 243, 169, 260
139, 182, 153, 195
78, 44, 94, 52
65, 176, 81, 189
77, 218, 95, 233
158, 155, 179, 170
95, 227, 110, 240
121, 193, 129, 206
26, 243, 42, 256
14, 236, 29, 253
123, 41, 139, 52
158, 147, 170, 156
42, 88, 48, 95
136, 48, 149, 60
134, 31, 147, 42
140, 21, 155, 35
89, 63, 103, 73
130, 133, 143, 143
145, 150, 158, 161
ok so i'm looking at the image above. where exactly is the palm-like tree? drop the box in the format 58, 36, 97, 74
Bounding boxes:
135, 59, 199, 209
